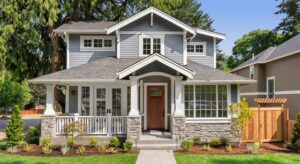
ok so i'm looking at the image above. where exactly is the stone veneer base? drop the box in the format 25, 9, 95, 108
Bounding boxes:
127, 116, 142, 140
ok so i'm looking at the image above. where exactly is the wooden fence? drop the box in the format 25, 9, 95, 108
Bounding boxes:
241, 107, 291, 142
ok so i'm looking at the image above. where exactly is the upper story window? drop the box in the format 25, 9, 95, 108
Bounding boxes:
139, 34, 164, 56
187, 42, 206, 56
249, 65, 254, 80
80, 36, 115, 51
267, 77, 275, 98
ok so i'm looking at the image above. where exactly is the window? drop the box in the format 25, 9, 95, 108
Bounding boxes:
127, 87, 131, 114
267, 77, 275, 98
140, 35, 164, 56
81, 86, 90, 116
187, 42, 206, 55
249, 65, 254, 80
80, 36, 115, 51
184, 85, 228, 118
96, 88, 106, 116
112, 88, 121, 116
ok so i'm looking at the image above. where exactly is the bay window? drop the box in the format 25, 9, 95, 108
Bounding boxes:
184, 85, 228, 118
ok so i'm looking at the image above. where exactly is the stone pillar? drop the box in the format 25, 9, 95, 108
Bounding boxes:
40, 115, 56, 145
127, 116, 141, 140
170, 116, 186, 139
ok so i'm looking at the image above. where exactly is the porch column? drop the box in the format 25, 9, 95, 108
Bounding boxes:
44, 84, 56, 116
174, 77, 184, 116
129, 76, 139, 116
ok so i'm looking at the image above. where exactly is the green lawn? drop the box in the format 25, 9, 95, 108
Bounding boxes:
175, 153, 300, 164
0, 153, 137, 164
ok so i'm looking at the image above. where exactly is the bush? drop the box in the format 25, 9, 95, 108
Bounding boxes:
202, 144, 211, 151
23, 143, 35, 152
61, 146, 70, 155
105, 147, 117, 153
89, 137, 97, 147
41, 137, 52, 148
247, 142, 261, 154
28, 126, 41, 137
0, 141, 8, 150
225, 144, 233, 152
209, 138, 221, 147
109, 137, 120, 148
192, 136, 201, 145
292, 112, 300, 146
76, 145, 86, 154
67, 136, 75, 147
123, 141, 133, 152
220, 136, 229, 146
5, 106, 24, 147
42, 146, 52, 154
181, 140, 193, 151
253, 141, 261, 149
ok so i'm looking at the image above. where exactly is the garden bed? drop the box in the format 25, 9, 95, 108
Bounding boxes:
176, 142, 293, 155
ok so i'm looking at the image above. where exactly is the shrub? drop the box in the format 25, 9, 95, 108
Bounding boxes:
7, 146, 19, 153
292, 112, 300, 146
123, 141, 133, 152
67, 136, 75, 147
253, 141, 261, 149
0, 141, 8, 150
98, 144, 107, 152
105, 147, 117, 153
192, 136, 201, 145
109, 136, 120, 148
42, 146, 52, 154
61, 146, 70, 155
89, 137, 97, 147
23, 143, 35, 152
5, 106, 24, 147
28, 126, 41, 137
180, 140, 193, 151
209, 138, 221, 147
225, 144, 233, 152
76, 145, 86, 154
202, 144, 211, 151
220, 136, 229, 146
41, 137, 52, 148
247, 142, 261, 154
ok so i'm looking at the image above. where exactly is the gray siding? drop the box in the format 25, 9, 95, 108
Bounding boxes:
69, 86, 78, 113
69, 34, 116, 67
120, 34, 139, 58
187, 56, 214, 67
165, 34, 183, 63
231, 84, 238, 102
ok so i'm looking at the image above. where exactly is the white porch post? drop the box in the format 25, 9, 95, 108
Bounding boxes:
174, 77, 184, 116
171, 78, 175, 114
44, 85, 56, 116
129, 76, 139, 116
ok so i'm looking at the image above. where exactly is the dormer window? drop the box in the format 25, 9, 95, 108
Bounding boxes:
187, 42, 206, 56
139, 34, 164, 56
80, 36, 115, 51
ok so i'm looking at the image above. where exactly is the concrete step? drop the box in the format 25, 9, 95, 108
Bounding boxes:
137, 139, 177, 144
137, 144, 179, 150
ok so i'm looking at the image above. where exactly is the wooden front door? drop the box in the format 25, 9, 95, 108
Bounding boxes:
147, 85, 165, 130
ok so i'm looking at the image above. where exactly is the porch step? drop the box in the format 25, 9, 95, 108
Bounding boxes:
135, 139, 179, 150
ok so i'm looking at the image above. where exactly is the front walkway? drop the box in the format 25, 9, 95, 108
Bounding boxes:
136, 150, 176, 164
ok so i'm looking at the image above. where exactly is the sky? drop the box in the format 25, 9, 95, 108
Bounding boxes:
200, 0, 284, 55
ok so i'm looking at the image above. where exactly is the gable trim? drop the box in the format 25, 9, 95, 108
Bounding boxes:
106, 7, 196, 35
117, 53, 195, 79
196, 28, 226, 40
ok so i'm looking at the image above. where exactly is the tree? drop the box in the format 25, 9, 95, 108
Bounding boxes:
228, 30, 283, 69
0, 71, 32, 114
5, 105, 24, 147
291, 112, 300, 145
216, 49, 230, 72
275, 0, 300, 40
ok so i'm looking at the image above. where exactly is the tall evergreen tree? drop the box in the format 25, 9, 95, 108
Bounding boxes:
5, 105, 24, 147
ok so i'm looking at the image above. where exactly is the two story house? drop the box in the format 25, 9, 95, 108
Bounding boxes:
30, 7, 253, 146
231, 34, 300, 119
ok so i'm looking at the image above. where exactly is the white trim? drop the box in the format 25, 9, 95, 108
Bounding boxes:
66, 33, 70, 69
237, 85, 240, 102
186, 118, 231, 124
79, 36, 115, 51
116, 30, 120, 58
106, 7, 196, 35
195, 28, 226, 40
267, 76, 275, 98
54, 30, 106, 33
183, 31, 187, 65
249, 65, 255, 80
119, 31, 184, 35
44, 85, 56, 116
187, 42, 207, 56
66, 85, 69, 113
150, 12, 153, 27
139, 34, 165, 56
213, 38, 216, 68
78, 85, 82, 115
266, 49, 300, 63
240, 90, 300, 96
183, 80, 256, 84
240, 92, 267, 96
117, 53, 195, 79
89, 86, 93, 116
139, 80, 144, 119
144, 83, 168, 130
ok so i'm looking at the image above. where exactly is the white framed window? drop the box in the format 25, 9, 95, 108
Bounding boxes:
187, 42, 206, 56
139, 34, 164, 56
249, 65, 254, 80
267, 77, 275, 98
184, 85, 228, 118
80, 36, 115, 51
81, 86, 90, 116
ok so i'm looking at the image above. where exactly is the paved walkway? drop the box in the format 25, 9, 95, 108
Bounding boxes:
136, 150, 176, 164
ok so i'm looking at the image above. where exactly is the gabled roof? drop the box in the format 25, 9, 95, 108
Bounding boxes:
195, 28, 226, 40
54, 21, 117, 33
231, 33, 300, 72
106, 7, 196, 35
117, 53, 195, 79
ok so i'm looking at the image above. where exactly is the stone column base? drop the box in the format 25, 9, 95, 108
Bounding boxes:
170, 116, 186, 139
127, 116, 141, 140
41, 115, 56, 138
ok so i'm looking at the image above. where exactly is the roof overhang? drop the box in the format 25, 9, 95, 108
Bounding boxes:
117, 53, 195, 79
53, 30, 106, 34
106, 7, 196, 35
195, 28, 226, 40
183, 79, 257, 84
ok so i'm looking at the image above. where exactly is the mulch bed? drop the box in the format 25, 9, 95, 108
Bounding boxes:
0, 144, 138, 157
176, 142, 293, 155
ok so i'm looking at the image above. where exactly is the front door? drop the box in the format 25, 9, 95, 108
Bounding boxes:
147, 86, 165, 130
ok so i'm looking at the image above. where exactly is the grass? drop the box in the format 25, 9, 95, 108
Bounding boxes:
0, 153, 137, 164
175, 153, 300, 164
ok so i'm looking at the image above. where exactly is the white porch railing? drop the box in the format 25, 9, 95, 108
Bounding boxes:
56, 114, 127, 135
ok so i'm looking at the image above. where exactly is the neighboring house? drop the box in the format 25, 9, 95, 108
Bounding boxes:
30, 7, 253, 145
231, 34, 300, 119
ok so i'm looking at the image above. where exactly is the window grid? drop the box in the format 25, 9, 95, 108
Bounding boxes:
96, 88, 106, 116
81, 86, 90, 116
104, 39, 112, 47
127, 87, 131, 115
112, 88, 121, 116
187, 45, 194, 52
153, 38, 161, 54
94, 39, 102, 48
84, 39, 92, 47
143, 38, 151, 55
195, 45, 203, 53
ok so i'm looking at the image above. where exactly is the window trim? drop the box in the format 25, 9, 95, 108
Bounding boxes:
139, 34, 165, 57
187, 42, 206, 56
267, 76, 275, 98
249, 65, 255, 80
80, 36, 115, 51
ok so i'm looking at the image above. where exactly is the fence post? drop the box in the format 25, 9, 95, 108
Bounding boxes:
73, 113, 79, 137
107, 113, 112, 136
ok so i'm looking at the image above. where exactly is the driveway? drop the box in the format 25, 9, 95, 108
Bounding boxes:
0, 118, 41, 131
